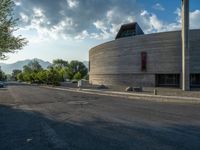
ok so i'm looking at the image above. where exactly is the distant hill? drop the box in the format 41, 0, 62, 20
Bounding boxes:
0, 58, 52, 74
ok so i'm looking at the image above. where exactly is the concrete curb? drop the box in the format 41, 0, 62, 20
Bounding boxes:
41, 86, 200, 104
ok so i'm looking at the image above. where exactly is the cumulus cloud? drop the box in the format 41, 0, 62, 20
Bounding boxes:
66, 0, 79, 8
139, 8, 200, 33
153, 3, 165, 11
13, 0, 22, 6
14, 0, 200, 41
190, 10, 200, 29
14, 0, 142, 40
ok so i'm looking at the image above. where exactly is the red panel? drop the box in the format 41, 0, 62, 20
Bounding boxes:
141, 52, 147, 72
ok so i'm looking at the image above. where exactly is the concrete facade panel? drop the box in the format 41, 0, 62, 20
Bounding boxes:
89, 30, 200, 87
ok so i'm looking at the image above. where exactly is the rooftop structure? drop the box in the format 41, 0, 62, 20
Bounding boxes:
115, 22, 144, 39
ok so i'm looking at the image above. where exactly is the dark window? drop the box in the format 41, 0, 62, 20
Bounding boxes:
141, 52, 147, 72
120, 29, 135, 37
156, 74, 180, 87
190, 74, 200, 87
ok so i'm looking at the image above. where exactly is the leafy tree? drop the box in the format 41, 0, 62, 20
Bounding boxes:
53, 59, 68, 68
66, 61, 88, 80
46, 67, 61, 85
0, 69, 6, 81
73, 72, 82, 80
23, 59, 43, 73
17, 72, 23, 81
21, 72, 32, 82
0, 0, 27, 59
83, 74, 89, 80
12, 69, 22, 80
37, 70, 47, 84
16, 59, 88, 85
5, 74, 11, 81
52, 59, 68, 81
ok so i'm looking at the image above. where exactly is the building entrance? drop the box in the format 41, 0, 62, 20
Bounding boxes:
190, 74, 200, 88
156, 74, 180, 87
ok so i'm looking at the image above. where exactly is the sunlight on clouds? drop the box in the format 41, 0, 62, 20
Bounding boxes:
190, 10, 200, 29
17, 8, 77, 43
13, 0, 21, 6
15, 1, 200, 42
66, 0, 79, 8
20, 13, 29, 23
74, 30, 89, 40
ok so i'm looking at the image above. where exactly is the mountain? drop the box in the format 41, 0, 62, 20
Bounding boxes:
0, 59, 89, 74
0, 58, 52, 74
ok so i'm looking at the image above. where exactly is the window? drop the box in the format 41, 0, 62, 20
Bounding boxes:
190, 74, 200, 87
156, 74, 180, 87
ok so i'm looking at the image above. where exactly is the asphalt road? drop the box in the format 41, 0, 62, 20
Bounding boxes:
0, 83, 200, 150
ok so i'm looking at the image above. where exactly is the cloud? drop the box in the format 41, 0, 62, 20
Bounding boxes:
14, 0, 200, 42
13, 0, 22, 6
66, 0, 79, 8
190, 10, 200, 29
74, 30, 89, 40
153, 3, 165, 11
140, 9, 181, 33
14, 0, 142, 40
139, 8, 200, 33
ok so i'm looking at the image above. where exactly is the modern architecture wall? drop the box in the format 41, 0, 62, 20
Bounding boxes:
89, 30, 200, 87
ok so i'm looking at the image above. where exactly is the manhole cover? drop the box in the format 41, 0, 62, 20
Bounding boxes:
68, 101, 89, 105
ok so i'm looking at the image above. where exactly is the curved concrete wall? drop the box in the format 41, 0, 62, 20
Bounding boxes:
89, 30, 200, 87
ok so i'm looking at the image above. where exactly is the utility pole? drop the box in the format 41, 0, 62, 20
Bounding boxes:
182, 0, 190, 91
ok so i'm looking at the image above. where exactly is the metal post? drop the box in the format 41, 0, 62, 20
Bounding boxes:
182, 0, 190, 91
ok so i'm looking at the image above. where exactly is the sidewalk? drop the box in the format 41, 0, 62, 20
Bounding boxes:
42, 86, 200, 104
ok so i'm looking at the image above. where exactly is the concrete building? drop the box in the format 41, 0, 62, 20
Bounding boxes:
89, 0, 200, 89
89, 23, 200, 88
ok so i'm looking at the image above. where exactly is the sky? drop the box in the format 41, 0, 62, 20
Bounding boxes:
1, 0, 200, 64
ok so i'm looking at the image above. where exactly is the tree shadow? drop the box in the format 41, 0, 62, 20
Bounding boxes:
6, 82, 31, 87
0, 88, 8, 91
0, 105, 200, 150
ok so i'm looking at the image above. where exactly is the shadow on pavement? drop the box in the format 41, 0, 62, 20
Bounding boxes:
0, 105, 200, 150
5, 82, 31, 86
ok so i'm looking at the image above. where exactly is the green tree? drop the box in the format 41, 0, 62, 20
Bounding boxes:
0, 0, 27, 59
12, 69, 22, 80
53, 59, 68, 68
23, 60, 43, 73
83, 74, 89, 80
46, 67, 61, 85
17, 72, 23, 81
22, 72, 32, 82
66, 61, 88, 80
0, 67, 6, 81
52, 59, 68, 81
37, 70, 48, 84
0, 70, 3, 80
73, 72, 81, 80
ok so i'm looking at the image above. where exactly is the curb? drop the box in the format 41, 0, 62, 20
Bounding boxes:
41, 86, 200, 104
